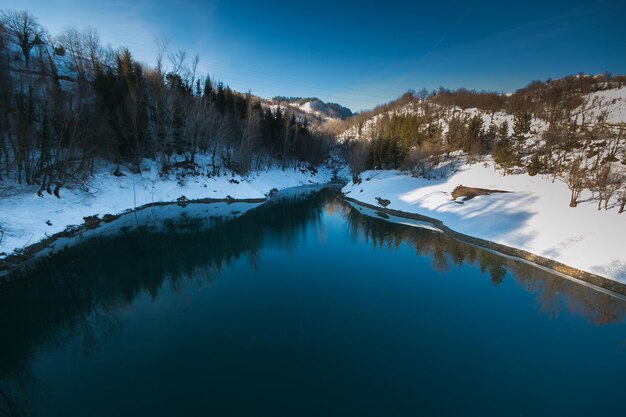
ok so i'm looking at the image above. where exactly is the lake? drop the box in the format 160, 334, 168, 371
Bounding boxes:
1, 186, 625, 416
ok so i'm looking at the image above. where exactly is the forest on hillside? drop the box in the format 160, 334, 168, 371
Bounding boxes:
341, 77, 626, 212
0, 10, 333, 197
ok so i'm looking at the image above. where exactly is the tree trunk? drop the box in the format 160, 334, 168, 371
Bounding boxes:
569, 189, 578, 208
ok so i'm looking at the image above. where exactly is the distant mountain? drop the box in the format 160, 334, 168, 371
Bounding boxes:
269, 97, 353, 122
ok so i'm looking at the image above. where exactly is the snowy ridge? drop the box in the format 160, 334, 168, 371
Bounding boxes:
338, 87, 626, 143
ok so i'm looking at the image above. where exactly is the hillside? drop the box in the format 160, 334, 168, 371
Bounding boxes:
339, 78, 626, 283
340, 78, 626, 143
339, 78, 626, 199
0, 10, 340, 187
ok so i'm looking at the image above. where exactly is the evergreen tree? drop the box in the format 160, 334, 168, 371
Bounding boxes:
512, 111, 532, 155
484, 122, 498, 151
494, 121, 516, 173
202, 75, 214, 102
465, 114, 484, 154
527, 152, 542, 176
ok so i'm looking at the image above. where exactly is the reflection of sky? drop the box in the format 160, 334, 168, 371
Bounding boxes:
6, 0, 626, 110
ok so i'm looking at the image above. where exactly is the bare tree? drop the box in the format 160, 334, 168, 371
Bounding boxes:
417, 88, 430, 101
154, 37, 169, 77
236, 103, 261, 173
564, 158, 586, 208
58, 27, 87, 80
605, 124, 624, 162
189, 54, 200, 91
168, 49, 187, 77
618, 186, 626, 214
590, 165, 620, 210
83, 26, 102, 77
344, 140, 368, 183
0, 18, 11, 179
183, 92, 212, 166
0, 10, 44, 68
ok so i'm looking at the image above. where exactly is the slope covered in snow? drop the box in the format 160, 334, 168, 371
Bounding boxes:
338, 85, 626, 143
343, 162, 626, 283
572, 86, 626, 125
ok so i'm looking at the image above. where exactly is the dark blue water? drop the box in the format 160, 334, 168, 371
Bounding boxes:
1, 187, 625, 416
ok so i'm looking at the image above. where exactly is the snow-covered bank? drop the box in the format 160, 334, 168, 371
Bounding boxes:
0, 163, 334, 258
343, 163, 626, 283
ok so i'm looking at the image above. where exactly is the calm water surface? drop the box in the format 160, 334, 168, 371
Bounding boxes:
1, 187, 625, 416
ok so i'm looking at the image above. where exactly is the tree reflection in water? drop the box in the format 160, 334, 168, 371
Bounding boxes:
0, 186, 624, 416
344, 202, 626, 324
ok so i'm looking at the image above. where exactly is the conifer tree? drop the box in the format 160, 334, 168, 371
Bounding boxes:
513, 112, 532, 156
465, 114, 484, 154
494, 121, 516, 173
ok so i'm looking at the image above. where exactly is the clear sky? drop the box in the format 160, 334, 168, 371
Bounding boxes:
6, 0, 626, 111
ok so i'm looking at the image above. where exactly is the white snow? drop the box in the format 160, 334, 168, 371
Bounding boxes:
573, 87, 626, 125
343, 162, 626, 283
0, 160, 334, 258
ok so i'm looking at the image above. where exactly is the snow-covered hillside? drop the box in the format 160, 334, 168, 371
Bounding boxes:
339, 86, 626, 143
572, 87, 626, 125
338, 101, 425, 142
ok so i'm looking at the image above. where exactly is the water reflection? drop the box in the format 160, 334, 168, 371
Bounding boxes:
0, 186, 624, 416
344, 202, 626, 324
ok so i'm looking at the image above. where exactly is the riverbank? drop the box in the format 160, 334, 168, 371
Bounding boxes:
0, 161, 335, 260
344, 198, 626, 297
342, 161, 626, 286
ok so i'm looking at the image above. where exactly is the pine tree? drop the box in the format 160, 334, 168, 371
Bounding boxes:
465, 114, 484, 154
202, 76, 214, 102
446, 115, 467, 151
527, 152, 541, 176
494, 121, 516, 173
512, 112, 532, 157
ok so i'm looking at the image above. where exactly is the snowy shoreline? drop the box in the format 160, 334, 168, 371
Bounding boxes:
0, 162, 336, 260
3, 157, 626, 295
345, 197, 626, 297
342, 162, 626, 286
0, 197, 268, 274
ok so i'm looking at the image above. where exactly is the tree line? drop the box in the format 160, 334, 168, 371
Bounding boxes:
343, 82, 626, 211
0, 9, 333, 197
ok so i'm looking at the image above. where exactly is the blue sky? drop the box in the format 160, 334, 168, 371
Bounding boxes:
6, 0, 626, 111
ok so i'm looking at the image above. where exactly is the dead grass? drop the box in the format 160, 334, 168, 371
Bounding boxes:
451, 185, 511, 201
